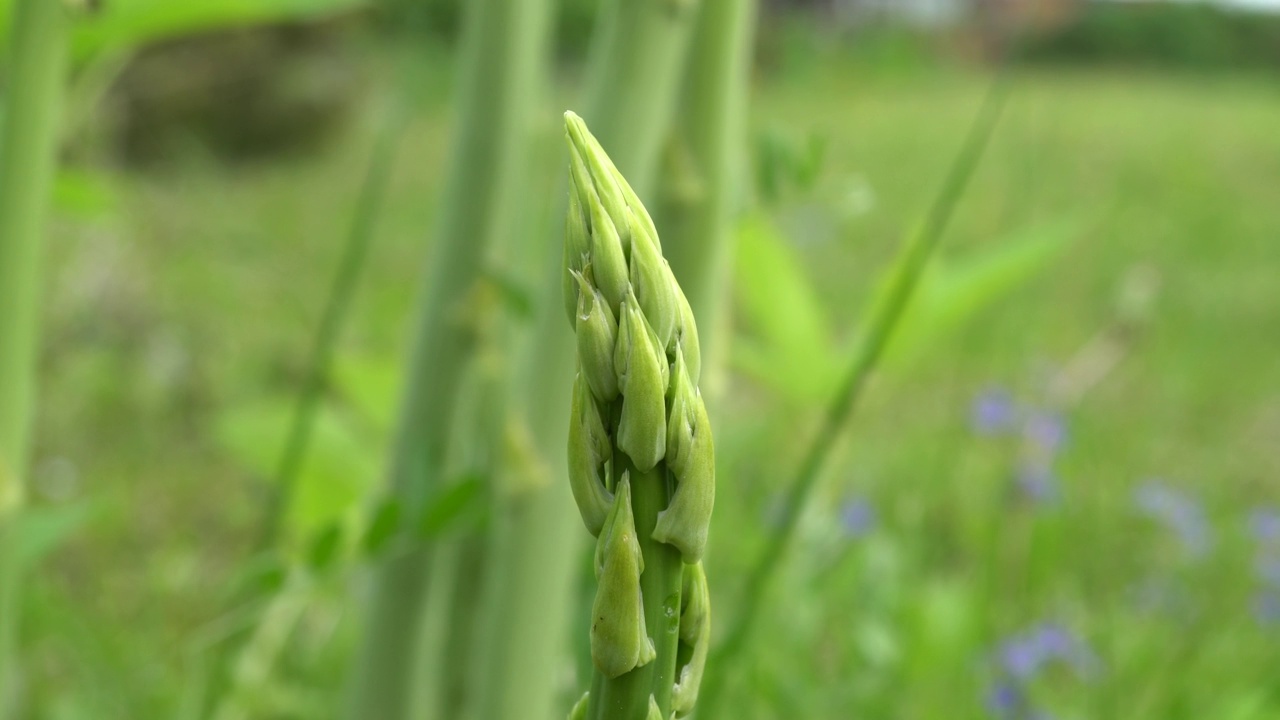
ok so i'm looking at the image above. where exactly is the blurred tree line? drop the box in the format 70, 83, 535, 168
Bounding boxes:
104, 0, 1280, 167
769, 0, 1280, 70
1020, 2, 1280, 70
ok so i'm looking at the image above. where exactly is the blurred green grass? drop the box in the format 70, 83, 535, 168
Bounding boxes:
24, 49, 1280, 718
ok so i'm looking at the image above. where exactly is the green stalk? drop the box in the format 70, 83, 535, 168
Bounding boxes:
343, 0, 551, 717
209, 567, 314, 720
428, 533, 487, 718
573, 0, 702, 194
658, 0, 757, 384
473, 3, 702, 719
418, 349, 508, 720
200, 97, 411, 720
585, 454, 683, 720
0, 0, 70, 711
695, 81, 1010, 719
262, 98, 408, 550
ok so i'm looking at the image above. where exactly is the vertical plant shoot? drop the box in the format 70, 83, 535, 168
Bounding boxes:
0, 0, 72, 710
343, 0, 552, 717
563, 112, 715, 720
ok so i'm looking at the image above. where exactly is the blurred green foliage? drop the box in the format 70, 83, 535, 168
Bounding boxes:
6, 12, 1280, 720
734, 209, 1078, 403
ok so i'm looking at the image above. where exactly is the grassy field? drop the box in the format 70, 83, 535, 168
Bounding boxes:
23, 48, 1280, 718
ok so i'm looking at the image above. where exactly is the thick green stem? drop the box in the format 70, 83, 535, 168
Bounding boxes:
587, 454, 682, 720
575, 0, 702, 194
343, 0, 550, 717
658, 0, 757, 389
473, 2, 700, 720
472, 473, 580, 720
0, 0, 70, 711
696, 81, 1009, 719
434, 533, 487, 717
419, 352, 508, 720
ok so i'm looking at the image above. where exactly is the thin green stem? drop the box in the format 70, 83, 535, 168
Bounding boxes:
0, 0, 70, 711
262, 100, 407, 551
697, 79, 1010, 718
344, 0, 551, 717
587, 454, 682, 720
196, 101, 411, 720
209, 567, 314, 720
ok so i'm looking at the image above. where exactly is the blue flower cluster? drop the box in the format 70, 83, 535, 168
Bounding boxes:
1250, 508, 1280, 625
838, 496, 876, 538
1133, 480, 1213, 557
986, 623, 1097, 719
970, 386, 1067, 506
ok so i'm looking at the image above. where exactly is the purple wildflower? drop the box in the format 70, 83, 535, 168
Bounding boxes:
1034, 624, 1074, 655
1035, 624, 1098, 676
1133, 480, 1213, 556
839, 497, 876, 538
1245, 507, 1280, 625
1015, 463, 1060, 505
999, 637, 1043, 680
986, 682, 1024, 718
972, 387, 1018, 435
986, 623, 1096, 719
1250, 508, 1280, 545
996, 623, 1096, 680
1255, 592, 1280, 625
1256, 555, 1280, 588
1024, 410, 1067, 453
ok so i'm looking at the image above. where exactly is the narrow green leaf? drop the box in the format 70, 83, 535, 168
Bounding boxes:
307, 522, 344, 572
880, 216, 1083, 367
362, 497, 402, 557
700, 78, 1010, 718
215, 397, 377, 545
225, 551, 288, 603
732, 211, 841, 401
417, 473, 485, 538
331, 354, 402, 436
482, 264, 537, 321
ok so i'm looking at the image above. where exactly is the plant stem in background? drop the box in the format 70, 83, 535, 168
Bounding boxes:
696, 79, 1010, 719
472, 2, 702, 719
0, 0, 70, 712
658, 0, 757, 394
416, 350, 508, 720
202, 95, 413, 720
343, 0, 551, 717
208, 568, 315, 720
261, 98, 408, 551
